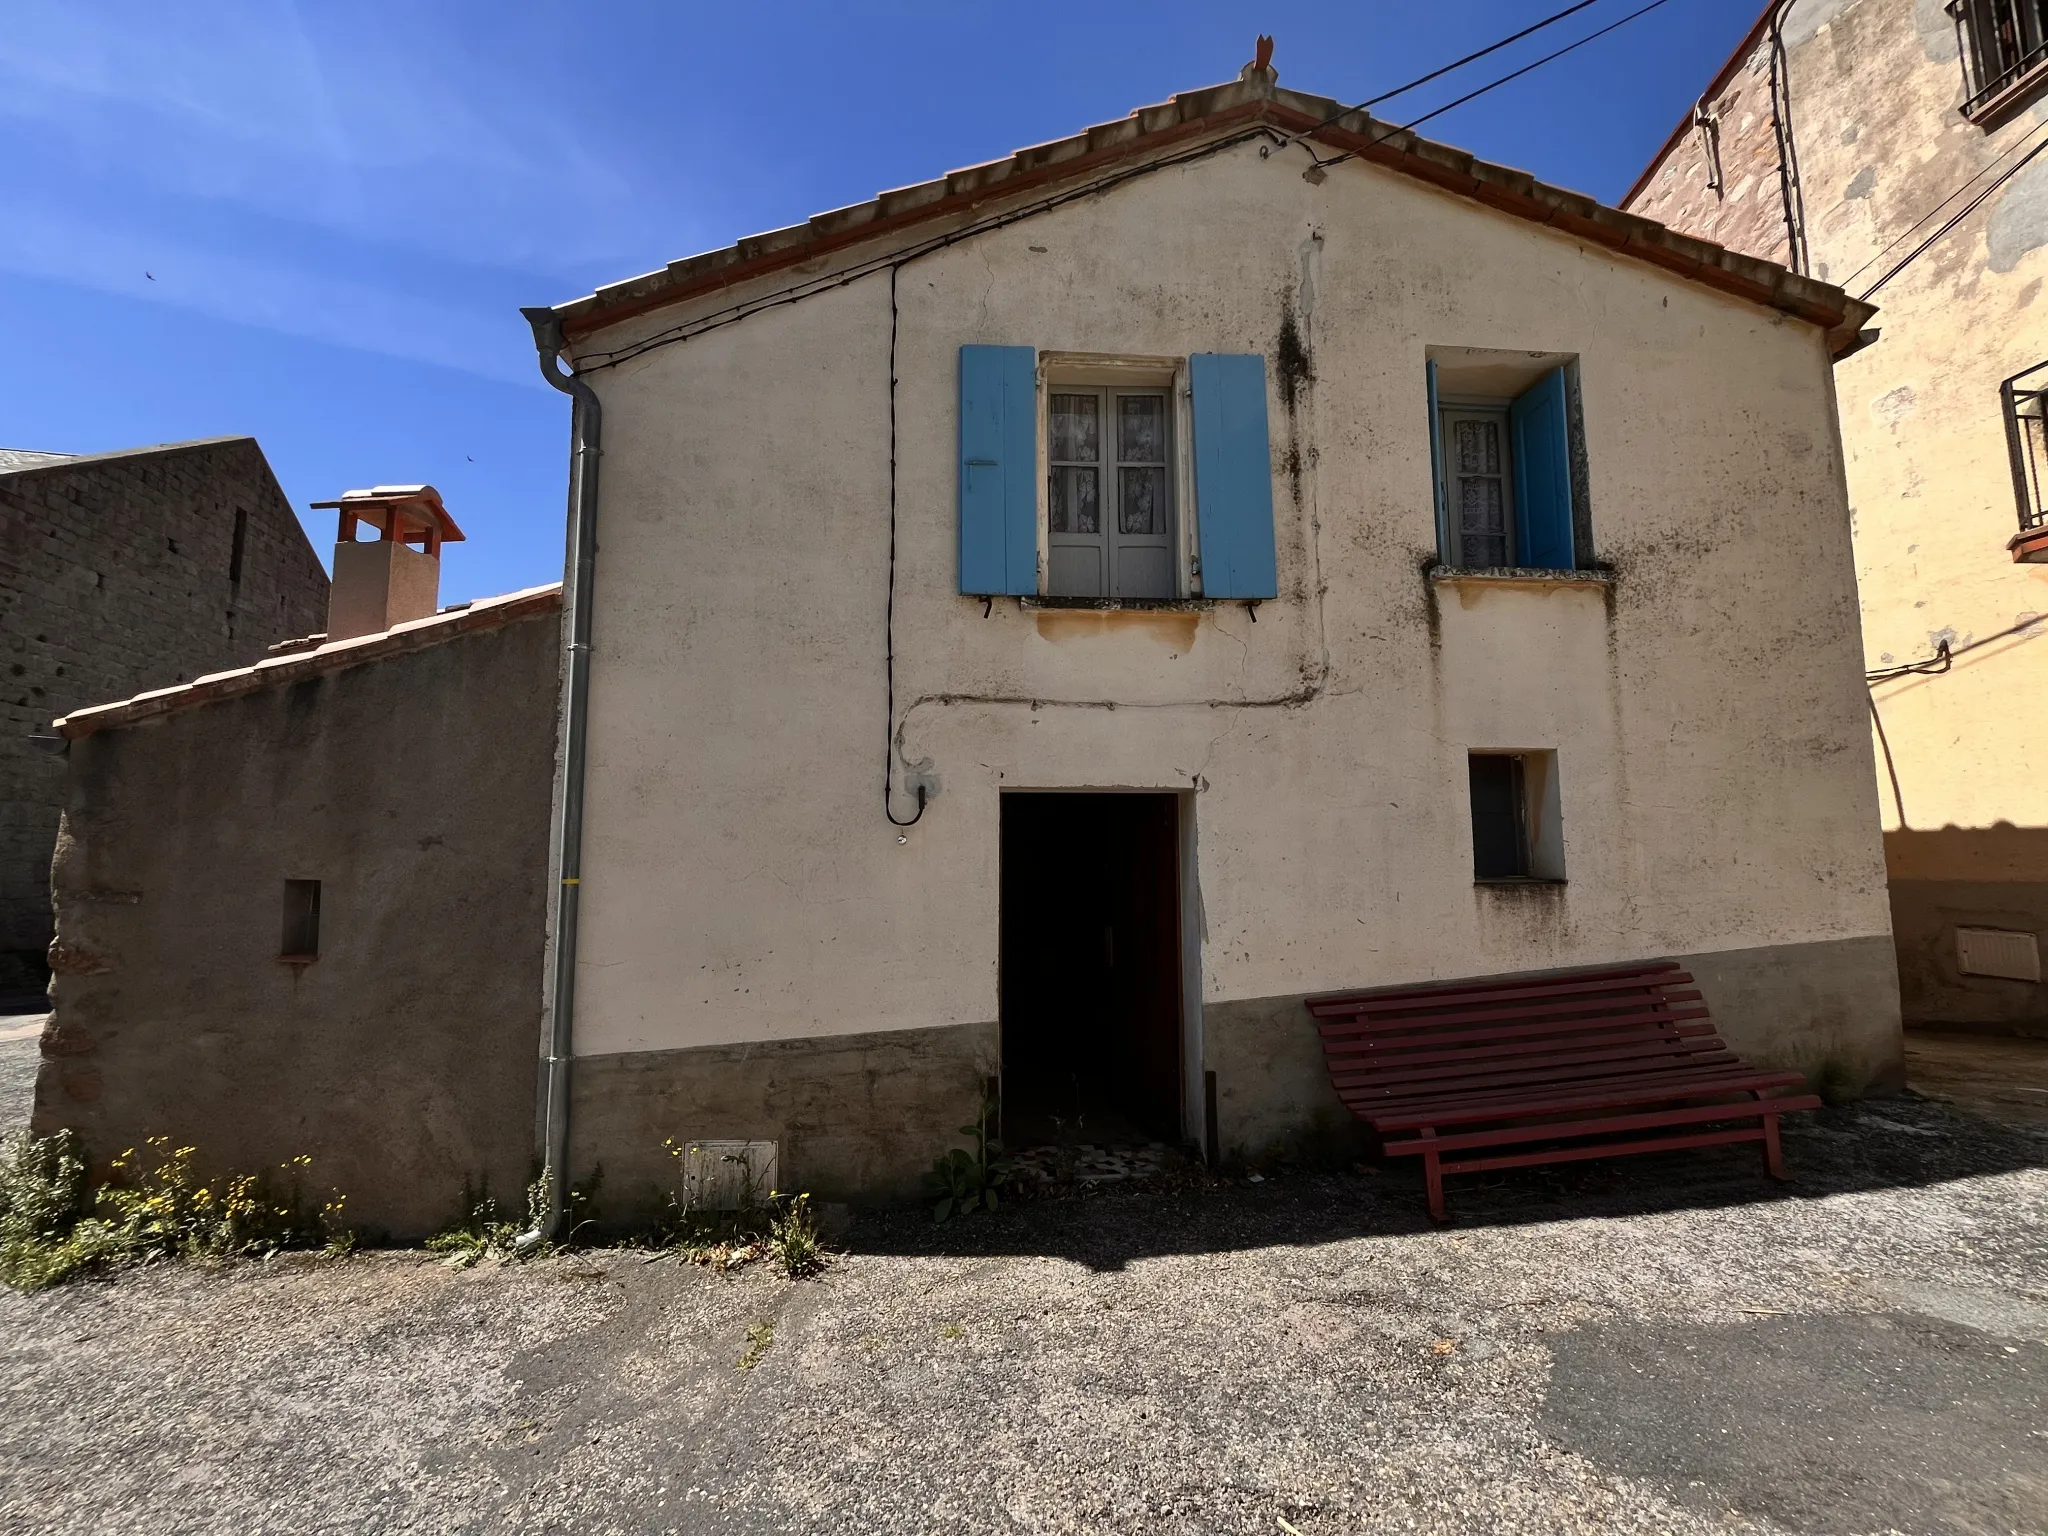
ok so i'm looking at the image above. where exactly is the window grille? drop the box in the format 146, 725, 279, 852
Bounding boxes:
1950, 0, 2048, 122
2000, 359, 2048, 536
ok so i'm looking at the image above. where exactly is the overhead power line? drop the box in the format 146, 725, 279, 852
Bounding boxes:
1283, 0, 1683, 176
1853, 126, 2048, 299
1839, 122, 2048, 290
1269, 0, 1606, 154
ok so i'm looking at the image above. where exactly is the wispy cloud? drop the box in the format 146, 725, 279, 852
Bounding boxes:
0, 2, 725, 375
0, 203, 541, 386
0, 2, 688, 274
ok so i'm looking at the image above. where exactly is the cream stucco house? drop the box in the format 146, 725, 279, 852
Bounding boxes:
509, 59, 1901, 1217
1624, 0, 2048, 1037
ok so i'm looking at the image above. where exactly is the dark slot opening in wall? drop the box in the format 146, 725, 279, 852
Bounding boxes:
280, 879, 321, 961
229, 507, 249, 586
1000, 792, 1183, 1148
1469, 753, 1530, 880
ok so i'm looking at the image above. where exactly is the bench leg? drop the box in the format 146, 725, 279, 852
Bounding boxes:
1420, 1130, 1447, 1222
1760, 1111, 1787, 1181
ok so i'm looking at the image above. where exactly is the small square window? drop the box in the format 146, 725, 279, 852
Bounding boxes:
1468, 751, 1565, 883
280, 879, 321, 962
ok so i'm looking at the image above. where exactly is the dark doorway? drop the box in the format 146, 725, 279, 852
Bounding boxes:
1000, 792, 1184, 1146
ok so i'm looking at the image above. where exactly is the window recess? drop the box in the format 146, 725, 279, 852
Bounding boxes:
2001, 359, 2048, 562
1950, 0, 2048, 128
280, 879, 321, 962
1427, 351, 1587, 573
1468, 751, 1565, 884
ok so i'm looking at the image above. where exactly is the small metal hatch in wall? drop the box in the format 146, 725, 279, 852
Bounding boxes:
679, 1140, 779, 1211
1956, 927, 2042, 983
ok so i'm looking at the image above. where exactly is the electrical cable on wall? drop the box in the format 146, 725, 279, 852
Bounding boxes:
883, 263, 926, 827
551, 2, 1779, 824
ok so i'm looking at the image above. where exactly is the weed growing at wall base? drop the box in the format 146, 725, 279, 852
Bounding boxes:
925, 1095, 1011, 1223
0, 1131, 350, 1292
651, 1140, 828, 1278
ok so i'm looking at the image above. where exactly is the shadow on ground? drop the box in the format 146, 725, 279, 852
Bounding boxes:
848, 1091, 2048, 1272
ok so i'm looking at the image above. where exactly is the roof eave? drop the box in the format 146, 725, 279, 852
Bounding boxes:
539, 73, 1867, 357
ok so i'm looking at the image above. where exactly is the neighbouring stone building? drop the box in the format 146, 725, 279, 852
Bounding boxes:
0, 437, 329, 1000
517, 58, 1898, 1219
1624, 0, 2048, 1035
40, 487, 559, 1238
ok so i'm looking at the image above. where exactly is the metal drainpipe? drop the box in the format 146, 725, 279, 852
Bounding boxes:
518, 305, 601, 1245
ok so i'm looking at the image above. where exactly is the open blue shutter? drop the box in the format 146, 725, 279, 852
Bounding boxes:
1426, 358, 1448, 560
1510, 366, 1574, 571
958, 344, 1037, 595
1190, 353, 1278, 599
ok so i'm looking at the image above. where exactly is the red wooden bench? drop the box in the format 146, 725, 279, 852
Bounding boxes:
1306, 960, 1821, 1221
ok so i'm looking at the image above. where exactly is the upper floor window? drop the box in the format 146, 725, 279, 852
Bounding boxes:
958, 346, 1277, 602
1427, 350, 1588, 573
2000, 358, 2048, 561
1951, 0, 2048, 127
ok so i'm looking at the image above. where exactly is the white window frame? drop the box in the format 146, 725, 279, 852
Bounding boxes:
1439, 395, 1517, 571
1035, 353, 1198, 599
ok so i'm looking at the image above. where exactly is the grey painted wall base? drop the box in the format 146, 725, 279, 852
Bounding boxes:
1888, 879, 2048, 1034
570, 1019, 998, 1224
1203, 935, 1904, 1163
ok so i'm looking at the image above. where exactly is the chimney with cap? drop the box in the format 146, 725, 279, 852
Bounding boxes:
309, 485, 466, 641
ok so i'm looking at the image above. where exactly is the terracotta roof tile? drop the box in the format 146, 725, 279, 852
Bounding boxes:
55, 583, 561, 741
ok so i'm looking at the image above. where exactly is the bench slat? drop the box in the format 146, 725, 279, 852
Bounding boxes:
1322, 1016, 1714, 1066
1358, 1072, 1811, 1132
1380, 1095, 1824, 1156
1333, 1039, 1738, 1093
1318, 994, 1707, 1041
1430, 1124, 1775, 1176
1308, 965, 1689, 1019
1351, 1064, 1802, 1114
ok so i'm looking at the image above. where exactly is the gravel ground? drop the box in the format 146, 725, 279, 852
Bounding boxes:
0, 1039, 2042, 1535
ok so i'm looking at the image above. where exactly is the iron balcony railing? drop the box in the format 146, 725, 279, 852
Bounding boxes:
2001, 360, 2048, 533
1952, 0, 2048, 120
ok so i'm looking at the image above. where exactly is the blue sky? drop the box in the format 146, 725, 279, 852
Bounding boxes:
0, 0, 1757, 603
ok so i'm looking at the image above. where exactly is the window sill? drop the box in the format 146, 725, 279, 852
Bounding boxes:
1019, 595, 1240, 612
1474, 877, 1568, 888
278, 954, 318, 967
1963, 60, 2048, 132
1431, 566, 1614, 591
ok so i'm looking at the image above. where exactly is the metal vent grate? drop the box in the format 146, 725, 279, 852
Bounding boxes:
1956, 927, 2042, 982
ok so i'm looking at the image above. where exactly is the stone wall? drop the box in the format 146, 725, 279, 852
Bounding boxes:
0, 437, 329, 992
1625, 0, 2048, 1032
37, 603, 560, 1239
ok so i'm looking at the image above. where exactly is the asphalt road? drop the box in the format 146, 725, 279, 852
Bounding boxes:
0, 1066, 2042, 1536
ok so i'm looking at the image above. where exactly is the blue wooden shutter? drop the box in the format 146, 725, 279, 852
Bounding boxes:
1510, 366, 1574, 571
1190, 353, 1278, 599
958, 344, 1038, 595
1426, 358, 1448, 560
